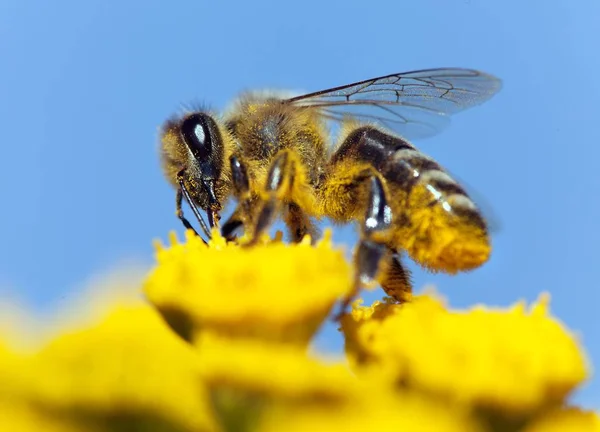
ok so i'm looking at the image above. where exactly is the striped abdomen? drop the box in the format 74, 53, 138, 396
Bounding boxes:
331, 126, 490, 273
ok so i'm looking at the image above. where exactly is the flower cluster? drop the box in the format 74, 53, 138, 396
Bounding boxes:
0, 229, 598, 431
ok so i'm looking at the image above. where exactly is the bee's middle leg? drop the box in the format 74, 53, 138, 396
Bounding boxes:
222, 151, 314, 243
250, 150, 294, 244
285, 202, 318, 243
253, 150, 318, 244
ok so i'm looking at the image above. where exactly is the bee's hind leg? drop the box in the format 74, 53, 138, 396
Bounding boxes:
334, 176, 411, 319
379, 250, 412, 304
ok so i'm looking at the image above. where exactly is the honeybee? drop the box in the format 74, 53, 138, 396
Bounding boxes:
159, 68, 501, 310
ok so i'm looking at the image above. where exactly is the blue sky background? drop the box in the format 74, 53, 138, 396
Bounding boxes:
1, 0, 599, 408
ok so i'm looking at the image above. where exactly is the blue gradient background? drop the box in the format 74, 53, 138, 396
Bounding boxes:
1, 0, 598, 408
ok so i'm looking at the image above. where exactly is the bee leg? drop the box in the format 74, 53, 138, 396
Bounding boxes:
285, 202, 318, 243
202, 178, 221, 229
334, 176, 393, 319
175, 189, 209, 244
221, 214, 244, 241
177, 170, 212, 242
175, 189, 198, 234
221, 156, 253, 241
379, 250, 412, 303
248, 151, 292, 244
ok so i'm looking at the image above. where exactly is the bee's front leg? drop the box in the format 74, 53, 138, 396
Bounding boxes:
176, 170, 211, 243
221, 156, 254, 241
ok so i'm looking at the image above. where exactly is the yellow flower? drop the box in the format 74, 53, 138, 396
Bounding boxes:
0, 403, 81, 432
144, 229, 352, 345
258, 391, 485, 432
523, 407, 600, 431
194, 334, 363, 432
341, 293, 588, 415
196, 334, 486, 432
197, 334, 357, 402
2, 224, 598, 431
0, 304, 218, 432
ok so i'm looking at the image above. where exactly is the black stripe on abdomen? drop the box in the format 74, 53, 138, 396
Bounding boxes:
328, 126, 487, 230
385, 149, 487, 230
331, 126, 414, 170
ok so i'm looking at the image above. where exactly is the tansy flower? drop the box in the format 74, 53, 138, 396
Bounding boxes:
522, 407, 600, 432
144, 229, 352, 345
258, 391, 485, 432
0, 403, 82, 432
196, 334, 365, 432
196, 333, 358, 403
195, 334, 483, 432
1, 226, 599, 431
0, 304, 218, 432
341, 293, 589, 416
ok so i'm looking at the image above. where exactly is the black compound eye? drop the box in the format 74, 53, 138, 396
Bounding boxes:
181, 113, 212, 160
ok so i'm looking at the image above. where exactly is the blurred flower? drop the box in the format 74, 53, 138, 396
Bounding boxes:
341, 293, 588, 416
1, 228, 598, 431
197, 333, 357, 403
258, 391, 484, 432
523, 407, 600, 431
0, 403, 81, 432
0, 304, 218, 432
144, 229, 352, 345
196, 333, 363, 432
196, 334, 486, 432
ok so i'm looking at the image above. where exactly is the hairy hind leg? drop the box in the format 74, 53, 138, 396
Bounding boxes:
331, 175, 412, 319
379, 250, 412, 303
318, 161, 412, 317
332, 176, 389, 317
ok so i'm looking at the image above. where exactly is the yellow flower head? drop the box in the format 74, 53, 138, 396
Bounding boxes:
258, 391, 485, 432
2, 221, 598, 431
0, 403, 82, 432
196, 334, 486, 432
342, 293, 589, 415
523, 408, 600, 432
0, 304, 218, 432
194, 334, 364, 432
197, 334, 357, 403
144, 229, 352, 345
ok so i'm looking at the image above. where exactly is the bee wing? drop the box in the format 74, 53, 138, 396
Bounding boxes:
284, 68, 502, 140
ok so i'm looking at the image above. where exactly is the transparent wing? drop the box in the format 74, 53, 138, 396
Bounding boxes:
284, 68, 502, 140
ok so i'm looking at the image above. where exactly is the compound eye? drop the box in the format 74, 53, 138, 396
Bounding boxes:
181, 113, 212, 160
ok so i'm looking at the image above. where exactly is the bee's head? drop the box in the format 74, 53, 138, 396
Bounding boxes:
176, 112, 226, 211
